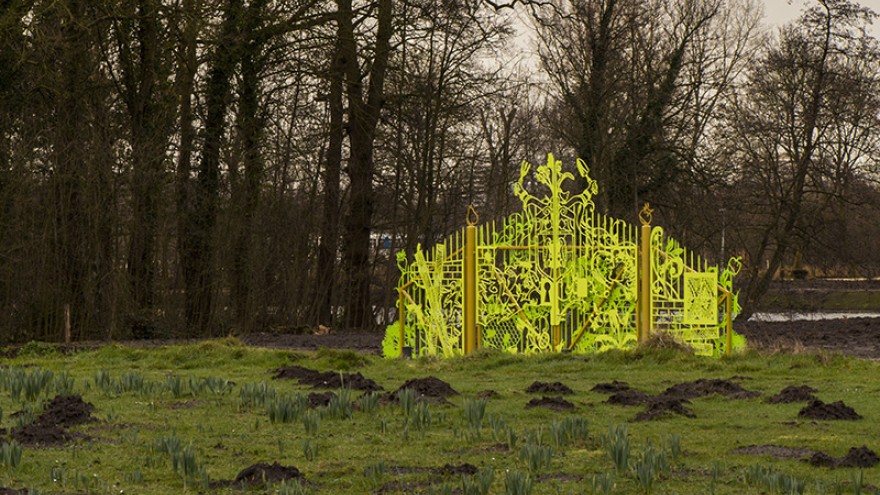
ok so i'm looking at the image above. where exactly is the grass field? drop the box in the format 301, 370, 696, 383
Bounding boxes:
0, 339, 878, 494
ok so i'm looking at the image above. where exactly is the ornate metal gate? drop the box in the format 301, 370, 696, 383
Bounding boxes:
384, 154, 742, 358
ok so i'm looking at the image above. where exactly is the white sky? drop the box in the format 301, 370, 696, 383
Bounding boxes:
762, 0, 880, 36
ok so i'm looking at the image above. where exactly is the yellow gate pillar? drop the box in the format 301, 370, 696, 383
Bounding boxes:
463, 207, 478, 354
637, 204, 653, 343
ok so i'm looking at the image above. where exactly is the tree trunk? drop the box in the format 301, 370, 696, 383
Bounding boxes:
339, 0, 392, 329
180, 0, 240, 335
231, 0, 266, 332
314, 29, 345, 328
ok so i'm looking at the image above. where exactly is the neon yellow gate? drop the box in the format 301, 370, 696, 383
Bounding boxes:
383, 154, 742, 358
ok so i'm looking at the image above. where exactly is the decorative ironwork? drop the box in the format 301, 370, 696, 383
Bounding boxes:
385, 154, 743, 358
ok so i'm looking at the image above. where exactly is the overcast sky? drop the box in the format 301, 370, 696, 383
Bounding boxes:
762, 0, 880, 35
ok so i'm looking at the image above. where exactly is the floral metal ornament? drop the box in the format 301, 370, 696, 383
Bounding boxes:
385, 154, 743, 358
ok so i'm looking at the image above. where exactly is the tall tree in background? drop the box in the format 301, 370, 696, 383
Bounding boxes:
179, 0, 241, 334
105, 0, 175, 319
339, 0, 392, 329
534, 0, 754, 221
726, 0, 880, 316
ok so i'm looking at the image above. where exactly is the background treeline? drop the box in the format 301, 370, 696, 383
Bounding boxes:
0, 0, 878, 342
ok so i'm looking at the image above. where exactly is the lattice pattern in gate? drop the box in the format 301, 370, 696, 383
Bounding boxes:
383, 154, 742, 358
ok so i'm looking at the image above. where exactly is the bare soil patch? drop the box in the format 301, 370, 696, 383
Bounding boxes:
737, 318, 880, 359
525, 396, 575, 411
731, 444, 818, 460
594, 378, 758, 421
591, 381, 631, 393
607, 389, 652, 406
11, 394, 95, 446
307, 391, 336, 408
766, 385, 818, 404
235, 462, 303, 485
633, 397, 696, 422
660, 378, 760, 401
476, 389, 499, 399
273, 365, 382, 392
808, 446, 880, 468
798, 400, 862, 420
526, 381, 573, 395
393, 377, 459, 401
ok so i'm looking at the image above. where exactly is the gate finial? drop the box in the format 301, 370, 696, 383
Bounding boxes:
466, 205, 479, 226
639, 203, 654, 226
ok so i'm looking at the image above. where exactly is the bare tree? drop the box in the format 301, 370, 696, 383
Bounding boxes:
724, 0, 880, 315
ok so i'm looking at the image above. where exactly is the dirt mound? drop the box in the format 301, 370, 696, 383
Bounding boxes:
808, 447, 879, 468
0, 489, 27, 495
766, 385, 818, 404
731, 445, 818, 460
525, 396, 575, 411
394, 377, 459, 399
234, 462, 303, 486
11, 394, 94, 446
11, 424, 70, 446
661, 378, 760, 400
39, 395, 95, 428
438, 463, 479, 476
307, 391, 336, 408
476, 390, 498, 399
607, 389, 652, 406
273, 365, 382, 392
591, 381, 630, 393
798, 400, 862, 420
633, 397, 696, 422
526, 381, 573, 395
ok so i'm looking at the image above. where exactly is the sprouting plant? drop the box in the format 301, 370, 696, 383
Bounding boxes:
276, 478, 310, 495
665, 433, 682, 462
631, 442, 667, 494
358, 392, 379, 416
93, 369, 112, 393
549, 416, 589, 448
53, 371, 75, 395
0, 440, 23, 469
326, 388, 353, 420
302, 409, 320, 436
120, 371, 145, 394
461, 466, 494, 495
488, 413, 507, 441
397, 388, 416, 417
504, 469, 532, 495
602, 424, 630, 475
852, 471, 864, 495
239, 382, 276, 408
13, 408, 34, 430
519, 442, 553, 472
506, 427, 519, 451
428, 483, 455, 495
408, 401, 431, 438
22, 368, 54, 401
590, 471, 614, 495
463, 397, 487, 439
302, 438, 318, 461
165, 375, 185, 398
202, 376, 233, 395
744, 464, 804, 495
364, 460, 386, 490
267, 394, 306, 424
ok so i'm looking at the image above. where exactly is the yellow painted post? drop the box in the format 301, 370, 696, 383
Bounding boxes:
398, 288, 405, 357
725, 292, 732, 356
463, 207, 478, 354
638, 204, 653, 343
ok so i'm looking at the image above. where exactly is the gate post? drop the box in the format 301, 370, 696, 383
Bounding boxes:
638, 204, 653, 343
463, 207, 478, 354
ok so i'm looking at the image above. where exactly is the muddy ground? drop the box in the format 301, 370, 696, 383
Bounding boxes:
239, 317, 880, 360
